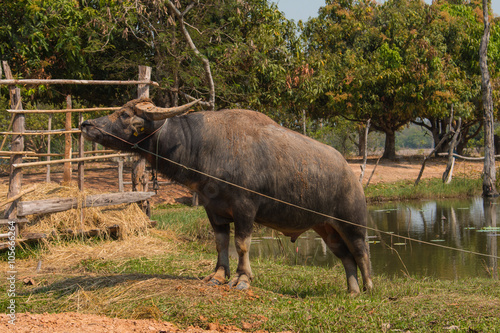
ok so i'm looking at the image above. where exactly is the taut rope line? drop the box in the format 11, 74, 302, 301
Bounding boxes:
95, 126, 500, 261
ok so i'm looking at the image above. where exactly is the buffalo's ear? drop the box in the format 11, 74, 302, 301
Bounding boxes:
134, 99, 201, 121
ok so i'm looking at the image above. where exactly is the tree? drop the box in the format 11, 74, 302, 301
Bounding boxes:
0, 0, 298, 111
480, 0, 498, 197
412, 0, 500, 156
302, 0, 467, 159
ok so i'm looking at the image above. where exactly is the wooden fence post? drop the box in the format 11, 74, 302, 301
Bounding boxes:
3, 61, 24, 222
118, 157, 124, 192
133, 66, 152, 216
46, 113, 52, 182
137, 66, 151, 99
78, 111, 85, 190
133, 66, 151, 193
63, 95, 72, 184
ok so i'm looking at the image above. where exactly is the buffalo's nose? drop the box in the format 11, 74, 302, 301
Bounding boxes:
80, 120, 91, 130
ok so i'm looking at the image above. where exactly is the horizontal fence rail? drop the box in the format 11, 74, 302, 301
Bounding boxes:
0, 79, 158, 86
7, 107, 122, 113
0, 150, 116, 157
0, 129, 81, 136
12, 153, 133, 168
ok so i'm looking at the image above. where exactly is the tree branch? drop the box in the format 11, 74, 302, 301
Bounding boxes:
167, 1, 215, 110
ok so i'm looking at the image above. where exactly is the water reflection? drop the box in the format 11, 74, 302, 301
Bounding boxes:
247, 197, 500, 279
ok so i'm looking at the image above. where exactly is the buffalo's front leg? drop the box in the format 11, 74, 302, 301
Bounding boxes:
228, 215, 254, 290
203, 215, 230, 286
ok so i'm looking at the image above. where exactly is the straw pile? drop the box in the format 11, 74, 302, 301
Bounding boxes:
2, 182, 151, 239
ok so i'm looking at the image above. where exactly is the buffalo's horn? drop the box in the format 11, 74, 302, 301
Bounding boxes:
135, 99, 201, 120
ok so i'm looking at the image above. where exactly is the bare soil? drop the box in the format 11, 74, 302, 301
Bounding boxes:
0, 156, 486, 332
1, 312, 233, 333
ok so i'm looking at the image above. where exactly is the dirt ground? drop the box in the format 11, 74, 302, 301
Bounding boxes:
0, 155, 486, 333
0, 312, 238, 333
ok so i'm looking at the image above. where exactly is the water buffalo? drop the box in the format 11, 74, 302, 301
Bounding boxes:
80, 98, 373, 294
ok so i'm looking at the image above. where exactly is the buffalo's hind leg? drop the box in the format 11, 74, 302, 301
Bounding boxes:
203, 212, 231, 286
313, 224, 372, 294
348, 235, 373, 293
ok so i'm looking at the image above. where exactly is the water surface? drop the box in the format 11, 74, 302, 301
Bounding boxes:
248, 197, 499, 279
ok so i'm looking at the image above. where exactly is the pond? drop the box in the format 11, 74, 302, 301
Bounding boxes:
247, 197, 500, 280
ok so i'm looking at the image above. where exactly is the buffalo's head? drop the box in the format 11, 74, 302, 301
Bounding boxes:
80, 98, 199, 151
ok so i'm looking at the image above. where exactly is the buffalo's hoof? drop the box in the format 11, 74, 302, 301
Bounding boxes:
202, 268, 227, 286
207, 278, 224, 286
228, 274, 251, 290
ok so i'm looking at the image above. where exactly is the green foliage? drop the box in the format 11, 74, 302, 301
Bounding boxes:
308, 119, 358, 156
378, 42, 403, 69
301, 0, 500, 158
0, 0, 300, 109
396, 124, 433, 149
1, 0, 499, 160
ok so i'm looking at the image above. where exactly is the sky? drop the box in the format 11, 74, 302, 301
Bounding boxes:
273, 0, 500, 22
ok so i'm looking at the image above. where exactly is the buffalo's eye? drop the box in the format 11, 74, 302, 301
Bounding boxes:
120, 111, 132, 119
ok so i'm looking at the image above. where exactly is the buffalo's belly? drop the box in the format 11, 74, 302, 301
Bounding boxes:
254, 202, 330, 232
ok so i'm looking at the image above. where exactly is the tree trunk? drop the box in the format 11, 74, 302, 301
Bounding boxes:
359, 119, 370, 183
431, 119, 451, 155
443, 117, 461, 184
382, 130, 396, 160
480, 0, 498, 197
358, 125, 366, 157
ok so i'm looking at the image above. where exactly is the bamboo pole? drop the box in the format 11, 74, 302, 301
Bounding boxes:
7, 106, 121, 113
0, 151, 40, 155
63, 95, 72, 184
82, 149, 116, 155
118, 157, 124, 192
78, 111, 84, 191
0, 130, 81, 135
0, 150, 116, 157
137, 66, 152, 99
12, 153, 132, 168
134, 66, 151, 216
0, 79, 159, 86
0, 157, 37, 160
46, 113, 52, 182
0, 186, 36, 208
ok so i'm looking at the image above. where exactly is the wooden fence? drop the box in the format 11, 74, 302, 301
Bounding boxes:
0, 62, 159, 246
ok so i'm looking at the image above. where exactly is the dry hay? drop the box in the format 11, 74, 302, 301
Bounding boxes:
19, 229, 180, 272
2, 182, 151, 239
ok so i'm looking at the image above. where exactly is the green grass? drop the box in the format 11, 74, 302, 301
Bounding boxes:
364, 177, 482, 202
3, 204, 499, 332
2, 179, 498, 332
153, 205, 213, 241
5, 244, 499, 332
